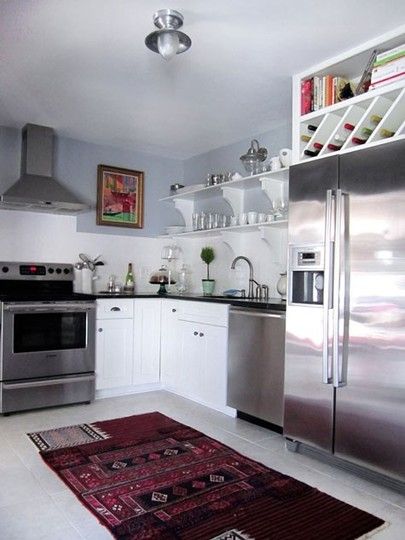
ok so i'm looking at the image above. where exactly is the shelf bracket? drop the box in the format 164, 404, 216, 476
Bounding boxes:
221, 186, 245, 217
260, 178, 288, 206
173, 199, 194, 229
259, 225, 288, 266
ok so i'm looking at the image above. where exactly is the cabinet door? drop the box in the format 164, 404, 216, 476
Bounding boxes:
96, 318, 133, 390
178, 320, 204, 398
160, 301, 181, 389
199, 324, 228, 409
133, 299, 161, 385
178, 320, 228, 409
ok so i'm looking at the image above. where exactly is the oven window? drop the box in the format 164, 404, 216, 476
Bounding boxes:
13, 312, 87, 353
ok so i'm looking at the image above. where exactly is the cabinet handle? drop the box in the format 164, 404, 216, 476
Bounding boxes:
110, 307, 121, 312
172, 308, 177, 312
199, 332, 204, 337
98, 328, 103, 332
193, 331, 198, 336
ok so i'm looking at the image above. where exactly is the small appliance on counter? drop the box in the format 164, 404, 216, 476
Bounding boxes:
0, 261, 96, 415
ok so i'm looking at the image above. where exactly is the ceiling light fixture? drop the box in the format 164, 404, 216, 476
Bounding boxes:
145, 9, 191, 61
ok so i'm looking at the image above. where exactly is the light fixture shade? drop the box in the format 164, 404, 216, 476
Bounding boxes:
157, 31, 180, 61
145, 9, 191, 60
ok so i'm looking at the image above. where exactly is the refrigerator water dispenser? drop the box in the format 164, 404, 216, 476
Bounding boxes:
289, 245, 325, 305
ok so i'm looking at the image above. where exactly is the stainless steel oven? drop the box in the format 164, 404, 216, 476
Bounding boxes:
0, 261, 96, 414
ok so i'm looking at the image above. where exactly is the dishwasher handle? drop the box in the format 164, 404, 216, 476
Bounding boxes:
230, 308, 285, 319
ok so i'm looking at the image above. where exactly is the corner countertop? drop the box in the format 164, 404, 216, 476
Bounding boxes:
90, 292, 286, 312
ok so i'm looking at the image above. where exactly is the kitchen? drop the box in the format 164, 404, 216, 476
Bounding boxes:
1, 2, 405, 539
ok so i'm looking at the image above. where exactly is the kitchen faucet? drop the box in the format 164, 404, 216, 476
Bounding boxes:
230, 256, 260, 299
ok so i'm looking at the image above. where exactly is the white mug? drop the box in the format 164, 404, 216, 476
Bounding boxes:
248, 211, 258, 224
258, 212, 267, 223
279, 148, 292, 167
239, 213, 248, 225
270, 156, 282, 171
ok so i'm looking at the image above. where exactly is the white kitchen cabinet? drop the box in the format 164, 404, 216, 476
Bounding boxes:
133, 299, 162, 385
177, 319, 228, 410
160, 300, 182, 389
95, 299, 134, 391
160, 301, 231, 413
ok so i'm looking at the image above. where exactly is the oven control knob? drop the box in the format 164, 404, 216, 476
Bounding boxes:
2, 266, 9, 273
63, 268, 70, 274
48, 268, 54, 274
56, 268, 62, 274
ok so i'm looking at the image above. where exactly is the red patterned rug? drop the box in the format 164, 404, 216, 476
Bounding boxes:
38, 412, 384, 539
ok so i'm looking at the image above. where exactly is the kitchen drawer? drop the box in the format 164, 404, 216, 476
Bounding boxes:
178, 301, 228, 327
96, 299, 134, 319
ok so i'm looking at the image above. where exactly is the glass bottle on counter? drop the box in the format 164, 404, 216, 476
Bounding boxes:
124, 263, 135, 293
176, 264, 189, 293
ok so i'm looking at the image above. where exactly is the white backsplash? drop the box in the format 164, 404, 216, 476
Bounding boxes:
0, 210, 286, 298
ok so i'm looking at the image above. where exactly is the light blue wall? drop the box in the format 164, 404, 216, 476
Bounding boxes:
0, 127, 184, 237
0, 119, 292, 236
183, 120, 292, 185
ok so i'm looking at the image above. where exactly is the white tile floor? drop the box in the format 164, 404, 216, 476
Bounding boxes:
0, 390, 404, 539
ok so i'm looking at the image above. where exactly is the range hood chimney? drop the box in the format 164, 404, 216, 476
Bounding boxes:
0, 124, 89, 214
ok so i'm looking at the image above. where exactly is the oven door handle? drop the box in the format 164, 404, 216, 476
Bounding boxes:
4, 303, 95, 313
3, 375, 95, 390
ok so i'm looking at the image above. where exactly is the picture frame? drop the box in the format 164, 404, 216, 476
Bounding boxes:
96, 164, 144, 228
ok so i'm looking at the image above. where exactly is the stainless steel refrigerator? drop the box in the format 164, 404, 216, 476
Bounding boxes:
284, 139, 405, 484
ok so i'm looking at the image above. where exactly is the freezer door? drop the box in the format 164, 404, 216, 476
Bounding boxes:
288, 156, 339, 245
335, 140, 405, 482
284, 157, 338, 452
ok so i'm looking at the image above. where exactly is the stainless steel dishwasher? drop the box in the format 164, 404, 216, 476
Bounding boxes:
227, 307, 286, 427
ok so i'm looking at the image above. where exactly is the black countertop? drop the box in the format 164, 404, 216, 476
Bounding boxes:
91, 292, 286, 312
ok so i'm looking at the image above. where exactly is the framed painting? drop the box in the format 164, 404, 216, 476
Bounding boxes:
97, 164, 144, 228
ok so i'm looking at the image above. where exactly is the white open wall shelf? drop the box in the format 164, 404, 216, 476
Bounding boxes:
159, 169, 289, 238
292, 25, 405, 164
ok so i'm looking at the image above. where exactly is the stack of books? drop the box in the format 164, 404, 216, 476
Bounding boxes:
370, 44, 405, 90
301, 76, 350, 115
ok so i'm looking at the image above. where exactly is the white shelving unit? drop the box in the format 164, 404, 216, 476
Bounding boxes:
159, 169, 289, 236
293, 26, 405, 164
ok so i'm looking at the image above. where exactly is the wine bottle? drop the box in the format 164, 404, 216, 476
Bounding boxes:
352, 137, 367, 145
313, 142, 324, 150
362, 127, 374, 136
334, 133, 346, 143
301, 134, 312, 142
370, 114, 382, 124
124, 263, 135, 293
327, 143, 342, 151
380, 128, 395, 138
307, 124, 318, 132
343, 122, 355, 131
303, 149, 320, 157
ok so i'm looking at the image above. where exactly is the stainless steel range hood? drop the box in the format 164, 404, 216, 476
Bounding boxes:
0, 124, 89, 214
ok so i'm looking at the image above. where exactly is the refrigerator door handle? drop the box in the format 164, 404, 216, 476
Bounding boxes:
322, 189, 334, 384
333, 189, 348, 388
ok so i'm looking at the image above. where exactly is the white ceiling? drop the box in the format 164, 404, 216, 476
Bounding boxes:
1, 0, 405, 159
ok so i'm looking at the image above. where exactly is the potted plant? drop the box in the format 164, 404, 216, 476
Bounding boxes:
200, 246, 215, 296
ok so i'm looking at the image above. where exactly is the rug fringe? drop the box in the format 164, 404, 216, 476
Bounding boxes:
209, 529, 254, 540
356, 521, 390, 539
87, 423, 111, 440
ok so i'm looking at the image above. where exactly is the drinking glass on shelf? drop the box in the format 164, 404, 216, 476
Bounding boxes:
207, 213, 215, 229
213, 213, 220, 228
273, 199, 288, 219
198, 211, 207, 230
192, 213, 199, 231
220, 215, 229, 227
